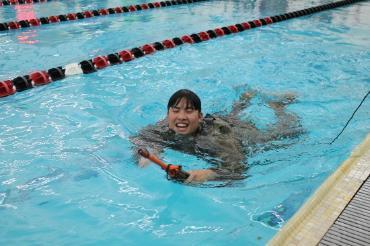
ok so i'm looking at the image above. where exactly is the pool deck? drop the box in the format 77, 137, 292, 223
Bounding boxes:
268, 133, 370, 246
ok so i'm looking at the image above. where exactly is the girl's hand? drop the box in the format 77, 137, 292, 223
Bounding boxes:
138, 157, 151, 168
184, 169, 218, 183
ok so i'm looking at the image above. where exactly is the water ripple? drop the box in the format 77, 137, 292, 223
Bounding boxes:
16, 169, 64, 191
177, 225, 224, 235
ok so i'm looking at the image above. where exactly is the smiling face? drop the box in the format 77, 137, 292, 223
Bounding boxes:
167, 97, 203, 135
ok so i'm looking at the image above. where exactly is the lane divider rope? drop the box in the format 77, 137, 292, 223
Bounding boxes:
0, 0, 53, 7
0, 0, 207, 32
0, 0, 365, 98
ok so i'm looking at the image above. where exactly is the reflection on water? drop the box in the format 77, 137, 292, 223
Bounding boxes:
252, 190, 310, 229
17, 29, 39, 44
15, 5, 39, 44
15, 5, 36, 21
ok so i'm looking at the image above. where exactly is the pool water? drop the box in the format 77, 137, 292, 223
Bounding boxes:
0, 0, 369, 245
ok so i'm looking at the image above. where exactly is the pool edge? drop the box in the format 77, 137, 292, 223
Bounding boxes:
268, 133, 370, 246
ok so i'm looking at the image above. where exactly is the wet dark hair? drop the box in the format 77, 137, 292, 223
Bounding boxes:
167, 89, 201, 112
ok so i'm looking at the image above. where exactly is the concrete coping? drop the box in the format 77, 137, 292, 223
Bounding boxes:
268, 133, 370, 246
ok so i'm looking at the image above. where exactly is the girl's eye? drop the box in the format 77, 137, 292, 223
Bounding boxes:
172, 108, 179, 113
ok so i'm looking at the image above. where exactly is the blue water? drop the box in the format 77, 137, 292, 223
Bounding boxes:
0, 0, 369, 245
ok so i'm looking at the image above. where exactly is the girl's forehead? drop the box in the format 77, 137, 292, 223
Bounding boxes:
173, 98, 194, 108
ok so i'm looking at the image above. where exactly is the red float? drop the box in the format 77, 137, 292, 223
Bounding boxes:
30, 71, 51, 85
141, 4, 149, 10
29, 19, 40, 26
228, 25, 238, 33
241, 22, 251, 29
128, 5, 137, 11
264, 17, 273, 24
154, 2, 161, 7
8, 21, 20, 29
0, 80, 16, 98
142, 44, 155, 54
118, 50, 133, 62
162, 39, 175, 49
253, 20, 262, 27
93, 56, 109, 69
114, 7, 123, 13
181, 35, 194, 44
198, 32, 210, 41
84, 11, 93, 18
214, 28, 225, 36
49, 16, 59, 23
99, 9, 109, 15
67, 13, 77, 20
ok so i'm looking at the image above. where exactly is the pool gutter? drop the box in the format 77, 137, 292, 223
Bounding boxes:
268, 133, 370, 245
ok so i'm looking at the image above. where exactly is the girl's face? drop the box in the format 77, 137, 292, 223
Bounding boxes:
167, 98, 203, 135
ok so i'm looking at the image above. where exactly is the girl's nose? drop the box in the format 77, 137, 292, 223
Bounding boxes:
177, 110, 187, 119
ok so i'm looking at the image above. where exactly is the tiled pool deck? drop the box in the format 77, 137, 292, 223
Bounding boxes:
320, 175, 370, 245
268, 134, 370, 246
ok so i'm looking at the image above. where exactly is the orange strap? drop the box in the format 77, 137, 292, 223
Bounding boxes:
138, 148, 187, 179
138, 148, 167, 170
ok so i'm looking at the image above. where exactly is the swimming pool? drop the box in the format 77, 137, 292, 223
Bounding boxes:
0, 0, 369, 244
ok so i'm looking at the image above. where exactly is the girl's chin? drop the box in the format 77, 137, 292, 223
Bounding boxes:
175, 128, 189, 134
